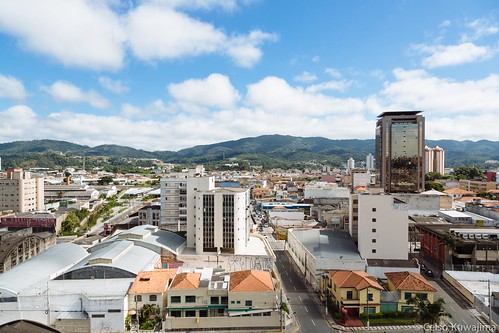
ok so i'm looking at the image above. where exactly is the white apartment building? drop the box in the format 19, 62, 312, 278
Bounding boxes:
366, 153, 375, 171
161, 166, 207, 232
0, 168, 44, 213
425, 145, 445, 174
350, 193, 408, 260
193, 187, 250, 255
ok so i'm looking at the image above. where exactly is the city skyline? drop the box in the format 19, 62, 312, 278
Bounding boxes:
1, 1, 498, 151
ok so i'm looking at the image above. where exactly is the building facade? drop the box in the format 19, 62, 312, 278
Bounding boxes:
375, 111, 425, 193
350, 193, 408, 260
425, 145, 445, 175
194, 188, 250, 255
138, 204, 161, 227
0, 168, 44, 213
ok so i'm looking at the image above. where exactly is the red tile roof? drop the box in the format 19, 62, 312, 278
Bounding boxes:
230, 270, 274, 292
129, 269, 177, 294
385, 271, 436, 292
328, 270, 383, 291
169, 272, 201, 290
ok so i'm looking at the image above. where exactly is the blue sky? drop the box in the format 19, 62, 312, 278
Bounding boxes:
0, 0, 498, 151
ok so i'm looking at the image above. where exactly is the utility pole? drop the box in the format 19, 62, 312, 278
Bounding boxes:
366, 286, 370, 330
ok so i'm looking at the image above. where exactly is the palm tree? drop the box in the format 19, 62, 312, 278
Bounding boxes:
439, 234, 460, 268
407, 294, 451, 332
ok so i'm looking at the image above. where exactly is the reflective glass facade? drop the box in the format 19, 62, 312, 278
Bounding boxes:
375, 111, 425, 193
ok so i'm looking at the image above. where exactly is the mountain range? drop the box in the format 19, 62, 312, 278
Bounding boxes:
0, 135, 498, 170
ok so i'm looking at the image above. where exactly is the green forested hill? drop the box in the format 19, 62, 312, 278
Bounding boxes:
0, 136, 498, 170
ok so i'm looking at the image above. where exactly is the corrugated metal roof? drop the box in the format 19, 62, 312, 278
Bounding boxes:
291, 229, 362, 260
0, 243, 88, 294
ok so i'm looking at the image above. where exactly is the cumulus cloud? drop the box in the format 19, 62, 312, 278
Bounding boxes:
325, 68, 342, 78
0, 74, 27, 100
99, 76, 129, 94
162, 0, 240, 11
412, 42, 496, 68
0, 0, 126, 70
225, 30, 278, 68
380, 68, 499, 114
168, 73, 240, 109
42, 81, 110, 109
293, 71, 318, 83
121, 99, 175, 119
246, 76, 364, 116
305, 80, 353, 93
462, 17, 499, 42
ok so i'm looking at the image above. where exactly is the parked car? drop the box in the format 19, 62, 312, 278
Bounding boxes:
420, 264, 427, 272
425, 270, 434, 277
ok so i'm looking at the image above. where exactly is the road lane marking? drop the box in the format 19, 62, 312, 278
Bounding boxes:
304, 306, 308, 313
298, 296, 302, 301
449, 305, 456, 312
294, 286, 296, 291
462, 319, 468, 325
285, 271, 288, 276
311, 319, 316, 326
289, 277, 293, 283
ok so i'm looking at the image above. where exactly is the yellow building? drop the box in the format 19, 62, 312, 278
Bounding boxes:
385, 271, 436, 312
321, 270, 383, 317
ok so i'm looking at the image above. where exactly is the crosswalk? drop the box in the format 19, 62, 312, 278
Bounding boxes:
348, 325, 415, 331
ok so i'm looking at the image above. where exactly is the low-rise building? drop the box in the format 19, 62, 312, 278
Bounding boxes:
320, 270, 383, 317
385, 271, 436, 312
138, 204, 161, 227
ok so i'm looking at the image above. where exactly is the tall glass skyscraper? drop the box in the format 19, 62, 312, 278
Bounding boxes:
375, 111, 425, 193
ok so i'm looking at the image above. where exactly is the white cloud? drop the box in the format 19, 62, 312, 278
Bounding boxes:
380, 68, 499, 114
413, 42, 496, 68
325, 68, 342, 78
225, 30, 278, 68
127, 3, 226, 61
440, 20, 451, 28
246, 76, 364, 116
99, 76, 129, 94
168, 73, 240, 109
0, 0, 126, 70
305, 80, 353, 93
312, 55, 320, 62
162, 0, 240, 11
121, 99, 175, 119
42, 81, 110, 109
0, 75, 27, 100
0, 105, 37, 139
462, 18, 499, 42
293, 71, 318, 83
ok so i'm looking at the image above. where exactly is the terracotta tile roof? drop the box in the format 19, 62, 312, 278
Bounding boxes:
169, 272, 201, 290
328, 270, 383, 291
230, 270, 274, 292
456, 196, 482, 202
385, 271, 436, 292
129, 269, 177, 295
444, 188, 475, 195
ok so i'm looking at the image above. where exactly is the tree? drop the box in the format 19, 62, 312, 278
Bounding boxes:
98, 175, 114, 185
425, 172, 443, 181
139, 304, 161, 330
452, 166, 483, 180
425, 181, 444, 192
62, 212, 80, 233
476, 191, 494, 200
407, 295, 451, 331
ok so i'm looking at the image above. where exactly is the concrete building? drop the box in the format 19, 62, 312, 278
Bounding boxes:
44, 184, 99, 202
350, 193, 409, 260
304, 182, 350, 199
366, 153, 375, 171
459, 180, 497, 193
438, 210, 473, 224
0, 228, 56, 274
425, 145, 445, 175
193, 187, 250, 255
0, 211, 64, 234
384, 271, 436, 312
287, 229, 366, 289
0, 168, 44, 213
347, 157, 355, 173
164, 267, 281, 331
138, 204, 161, 227
375, 111, 425, 193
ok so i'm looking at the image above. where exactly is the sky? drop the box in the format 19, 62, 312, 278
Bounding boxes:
0, 0, 498, 151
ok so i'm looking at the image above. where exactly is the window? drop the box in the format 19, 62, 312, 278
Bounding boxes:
199, 310, 208, 317
421, 293, 428, 300
372, 228, 376, 232
263, 312, 271, 316
372, 239, 376, 243
185, 310, 196, 317
108, 309, 121, 313
372, 218, 376, 222
171, 296, 181, 303
134, 295, 142, 302
346, 291, 353, 300
231, 301, 235, 304
367, 293, 373, 301
245, 300, 253, 307
364, 307, 375, 314
211, 296, 219, 305
401, 306, 414, 312
237, 300, 241, 304
372, 208, 376, 212
404, 292, 412, 300
185, 295, 196, 303
372, 249, 376, 253
221, 296, 228, 305
92, 314, 105, 318
170, 310, 181, 317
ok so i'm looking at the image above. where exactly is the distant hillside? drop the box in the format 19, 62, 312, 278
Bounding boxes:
0, 136, 498, 169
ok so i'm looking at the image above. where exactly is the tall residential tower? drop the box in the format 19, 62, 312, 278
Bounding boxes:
375, 111, 425, 193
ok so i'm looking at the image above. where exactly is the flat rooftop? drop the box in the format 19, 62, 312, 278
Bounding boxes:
291, 229, 362, 261
377, 110, 422, 117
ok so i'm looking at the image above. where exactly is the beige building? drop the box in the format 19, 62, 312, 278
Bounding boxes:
0, 168, 44, 213
385, 271, 436, 312
458, 180, 497, 193
425, 145, 445, 175
164, 267, 280, 331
